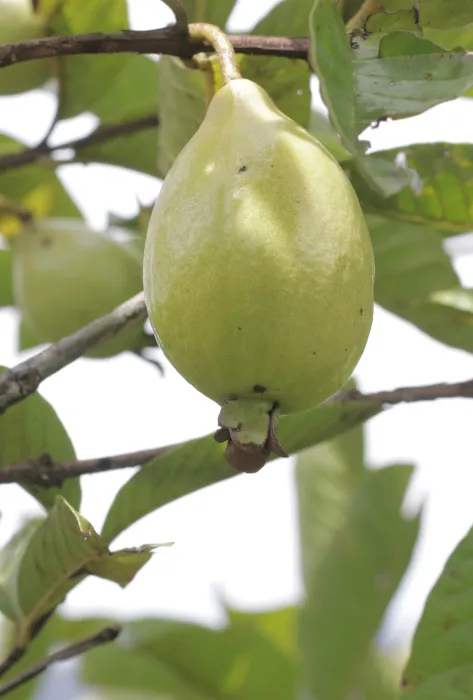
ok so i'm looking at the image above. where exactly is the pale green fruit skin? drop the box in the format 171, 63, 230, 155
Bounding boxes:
12, 219, 144, 358
0, 0, 52, 95
144, 79, 374, 414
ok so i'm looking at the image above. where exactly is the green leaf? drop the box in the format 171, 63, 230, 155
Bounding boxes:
310, 0, 358, 150
101, 397, 382, 543
0, 612, 57, 700
0, 366, 81, 511
309, 0, 409, 195
0, 157, 82, 238
299, 462, 418, 700
348, 144, 473, 237
86, 543, 171, 587
225, 605, 298, 661
296, 425, 366, 588
399, 288, 473, 354
365, 651, 405, 700
367, 215, 473, 353
369, 215, 459, 305
239, 0, 313, 129
403, 513, 473, 692
0, 519, 40, 621
78, 123, 158, 177
104, 616, 297, 700
405, 665, 473, 698
17, 315, 44, 352
179, 0, 235, 26
91, 56, 158, 123
0, 247, 13, 307
74, 55, 159, 176
83, 644, 212, 700
0, 497, 158, 646
157, 56, 210, 178
354, 33, 473, 130
51, 0, 130, 119
417, 0, 473, 30
309, 108, 351, 162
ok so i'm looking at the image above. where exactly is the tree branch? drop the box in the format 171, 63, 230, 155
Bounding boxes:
0, 626, 121, 697
0, 292, 147, 416
0, 30, 309, 70
3, 377, 473, 486
0, 114, 159, 172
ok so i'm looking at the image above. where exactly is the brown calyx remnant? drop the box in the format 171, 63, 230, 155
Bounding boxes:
214, 407, 288, 474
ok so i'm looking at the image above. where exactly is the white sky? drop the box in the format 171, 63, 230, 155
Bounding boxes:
2, 0, 473, 660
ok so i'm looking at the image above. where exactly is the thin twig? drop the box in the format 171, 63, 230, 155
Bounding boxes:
0, 445, 173, 485
0, 30, 309, 70
162, 0, 188, 33
3, 377, 473, 486
0, 114, 159, 172
0, 292, 147, 416
0, 626, 121, 697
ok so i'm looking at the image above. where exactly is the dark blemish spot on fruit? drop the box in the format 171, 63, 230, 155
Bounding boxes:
253, 385, 266, 393
312, 351, 317, 355
238, 165, 247, 173
345, 348, 348, 352
41, 237, 52, 248
237, 326, 242, 331
359, 308, 363, 315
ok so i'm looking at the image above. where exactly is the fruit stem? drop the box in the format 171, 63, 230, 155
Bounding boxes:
188, 23, 241, 84
346, 0, 381, 30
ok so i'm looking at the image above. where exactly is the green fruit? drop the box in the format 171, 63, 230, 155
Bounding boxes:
144, 78, 374, 470
0, 0, 52, 95
12, 218, 145, 358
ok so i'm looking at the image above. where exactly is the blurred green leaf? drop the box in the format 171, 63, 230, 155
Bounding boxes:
403, 518, 473, 695
296, 425, 365, 588
417, 0, 473, 30
0, 609, 57, 700
17, 314, 44, 352
0, 155, 82, 238
368, 215, 473, 353
101, 397, 382, 543
0, 519, 40, 621
78, 123, 158, 177
225, 605, 298, 661
299, 460, 418, 700
349, 144, 473, 237
0, 247, 13, 307
180, 0, 235, 26
91, 56, 158, 123
240, 0, 313, 128
370, 216, 459, 305
309, 108, 351, 162
94, 616, 297, 700
157, 56, 210, 178
0, 366, 81, 510
365, 650, 406, 700
51, 0, 130, 119
0, 497, 157, 646
83, 643, 212, 700
74, 55, 159, 176
365, 8, 419, 33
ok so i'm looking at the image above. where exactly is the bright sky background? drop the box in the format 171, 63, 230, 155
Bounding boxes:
2, 0, 473, 678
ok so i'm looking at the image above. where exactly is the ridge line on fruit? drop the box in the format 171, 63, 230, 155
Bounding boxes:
143, 22, 375, 474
